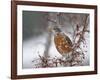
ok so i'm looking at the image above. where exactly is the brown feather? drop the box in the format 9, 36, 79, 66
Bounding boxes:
54, 33, 72, 55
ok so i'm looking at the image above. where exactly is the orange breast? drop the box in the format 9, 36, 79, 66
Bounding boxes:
54, 33, 72, 55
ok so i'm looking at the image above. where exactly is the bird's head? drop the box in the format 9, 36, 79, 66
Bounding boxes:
48, 26, 62, 34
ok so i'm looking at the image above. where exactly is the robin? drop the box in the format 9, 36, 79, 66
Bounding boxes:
49, 27, 73, 59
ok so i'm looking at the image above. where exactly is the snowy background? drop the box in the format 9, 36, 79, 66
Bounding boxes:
22, 11, 90, 69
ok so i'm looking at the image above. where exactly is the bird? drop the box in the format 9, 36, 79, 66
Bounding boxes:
49, 27, 73, 59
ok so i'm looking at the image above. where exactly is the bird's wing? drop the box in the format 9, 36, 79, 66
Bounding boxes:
62, 33, 73, 47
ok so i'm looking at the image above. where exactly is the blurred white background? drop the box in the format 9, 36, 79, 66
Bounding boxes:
0, 0, 100, 80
